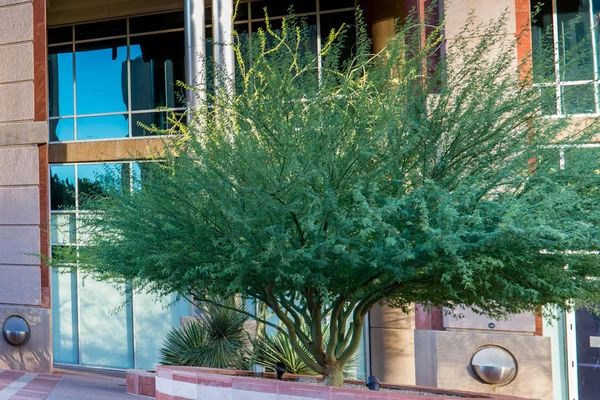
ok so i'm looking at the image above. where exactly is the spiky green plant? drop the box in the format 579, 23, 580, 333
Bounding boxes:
160, 301, 250, 370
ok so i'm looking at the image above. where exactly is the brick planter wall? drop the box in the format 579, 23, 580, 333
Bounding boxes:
126, 369, 156, 398
154, 367, 528, 400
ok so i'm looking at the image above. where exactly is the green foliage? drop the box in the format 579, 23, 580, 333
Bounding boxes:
65, 8, 600, 386
255, 331, 318, 376
160, 301, 250, 370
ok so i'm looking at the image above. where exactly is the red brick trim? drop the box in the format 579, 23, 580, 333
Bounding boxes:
39, 143, 50, 309
415, 305, 444, 330
515, 0, 532, 80
33, 0, 47, 122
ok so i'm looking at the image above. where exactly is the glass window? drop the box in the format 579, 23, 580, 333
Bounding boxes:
251, 0, 316, 18
50, 165, 76, 210
48, 46, 74, 117
76, 39, 128, 115
50, 161, 192, 370
531, 0, 600, 115
77, 115, 129, 141
130, 12, 184, 35
132, 112, 170, 137
129, 32, 186, 110
50, 118, 75, 142
75, 19, 126, 41
48, 26, 73, 45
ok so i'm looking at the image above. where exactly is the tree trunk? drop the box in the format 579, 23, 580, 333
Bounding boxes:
323, 363, 344, 387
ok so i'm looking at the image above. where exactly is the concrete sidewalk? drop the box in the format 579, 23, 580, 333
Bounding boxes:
0, 368, 146, 400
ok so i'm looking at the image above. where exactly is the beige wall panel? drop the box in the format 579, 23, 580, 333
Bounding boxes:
0, 121, 47, 146
0, 226, 40, 265
443, 0, 516, 39
415, 330, 553, 399
0, 2, 32, 44
46, 0, 109, 26
0, 306, 52, 372
370, 327, 416, 385
0, 0, 31, 6
0, 187, 40, 225
0, 146, 38, 185
444, 308, 536, 334
0, 82, 34, 122
108, 0, 182, 18
47, 0, 183, 26
49, 137, 167, 163
0, 42, 33, 83
0, 266, 41, 305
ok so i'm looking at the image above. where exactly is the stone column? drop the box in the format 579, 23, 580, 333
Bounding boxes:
0, 0, 52, 372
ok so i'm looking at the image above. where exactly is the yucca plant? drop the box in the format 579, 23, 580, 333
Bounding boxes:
255, 324, 359, 378
160, 300, 250, 370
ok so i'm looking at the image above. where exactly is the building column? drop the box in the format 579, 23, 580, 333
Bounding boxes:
184, 0, 207, 109
0, 0, 52, 372
212, 0, 235, 90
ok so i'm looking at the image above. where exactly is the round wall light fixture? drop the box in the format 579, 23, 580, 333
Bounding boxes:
2, 315, 31, 347
470, 346, 517, 386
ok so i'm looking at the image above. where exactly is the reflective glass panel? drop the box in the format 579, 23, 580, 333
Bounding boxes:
52, 268, 79, 364
133, 292, 190, 370
556, 1, 594, 81
48, 26, 72, 45
75, 19, 126, 41
251, 0, 315, 18
51, 213, 76, 245
78, 278, 134, 369
320, 0, 355, 11
78, 163, 124, 210
320, 11, 355, 66
50, 118, 75, 142
130, 12, 184, 34
561, 84, 596, 114
76, 39, 128, 115
50, 165, 76, 210
530, 0, 555, 83
48, 46, 74, 117
77, 115, 129, 140
576, 307, 600, 399
130, 32, 186, 110
132, 112, 170, 137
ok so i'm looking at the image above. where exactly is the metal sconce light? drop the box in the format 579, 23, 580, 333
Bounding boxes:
470, 346, 517, 386
2, 316, 31, 347
275, 362, 287, 380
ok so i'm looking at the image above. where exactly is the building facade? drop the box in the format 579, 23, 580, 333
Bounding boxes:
0, 0, 597, 399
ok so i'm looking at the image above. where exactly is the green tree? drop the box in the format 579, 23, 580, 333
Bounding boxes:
71, 12, 600, 386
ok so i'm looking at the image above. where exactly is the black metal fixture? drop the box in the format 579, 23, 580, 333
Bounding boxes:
366, 375, 381, 391
275, 362, 287, 380
2, 315, 31, 347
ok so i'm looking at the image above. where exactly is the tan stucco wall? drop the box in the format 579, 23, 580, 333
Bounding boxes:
415, 330, 553, 400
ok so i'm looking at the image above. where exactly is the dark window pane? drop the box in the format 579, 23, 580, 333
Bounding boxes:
320, 11, 356, 67
561, 84, 596, 114
251, 0, 315, 19
49, 26, 72, 44
50, 165, 76, 210
132, 112, 170, 137
530, 0, 555, 83
77, 115, 129, 140
320, 0, 355, 11
130, 32, 186, 110
129, 12, 184, 34
50, 118, 75, 142
556, 0, 594, 81
76, 39, 128, 114
234, 2, 249, 21
48, 46, 74, 117
540, 86, 557, 116
75, 19, 126, 41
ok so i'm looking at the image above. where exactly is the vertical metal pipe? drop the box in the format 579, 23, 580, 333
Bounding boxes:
184, 0, 206, 110
212, 0, 235, 92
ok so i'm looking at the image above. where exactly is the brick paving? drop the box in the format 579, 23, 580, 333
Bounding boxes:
0, 369, 139, 400
0, 370, 61, 400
